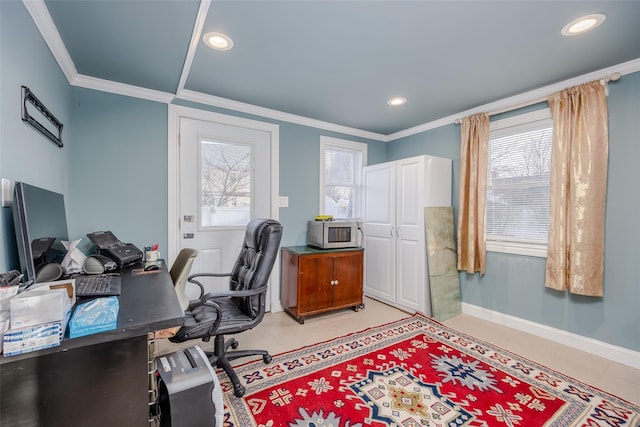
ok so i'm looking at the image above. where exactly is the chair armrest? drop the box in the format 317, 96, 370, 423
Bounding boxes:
189, 272, 232, 279
200, 285, 268, 302
187, 273, 232, 299
201, 298, 223, 336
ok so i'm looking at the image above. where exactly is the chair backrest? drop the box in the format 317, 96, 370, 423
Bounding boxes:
230, 218, 283, 318
170, 248, 198, 311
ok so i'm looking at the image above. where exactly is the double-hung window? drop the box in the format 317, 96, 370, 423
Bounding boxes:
485, 108, 553, 257
319, 136, 367, 218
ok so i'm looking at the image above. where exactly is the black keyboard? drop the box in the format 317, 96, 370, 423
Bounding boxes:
76, 274, 121, 297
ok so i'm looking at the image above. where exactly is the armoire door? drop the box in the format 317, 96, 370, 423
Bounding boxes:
362, 162, 396, 302
395, 157, 428, 314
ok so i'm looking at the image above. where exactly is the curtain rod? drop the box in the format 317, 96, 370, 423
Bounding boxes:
453, 72, 622, 125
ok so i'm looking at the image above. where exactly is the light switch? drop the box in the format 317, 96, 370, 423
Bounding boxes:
279, 196, 289, 208
1, 178, 10, 207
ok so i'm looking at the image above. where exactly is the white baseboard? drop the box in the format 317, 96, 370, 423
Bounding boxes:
461, 303, 640, 370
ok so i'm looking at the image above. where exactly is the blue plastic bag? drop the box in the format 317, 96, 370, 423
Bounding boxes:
68, 296, 119, 338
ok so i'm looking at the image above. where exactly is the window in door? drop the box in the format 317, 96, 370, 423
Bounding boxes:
485, 108, 552, 257
319, 136, 367, 218
200, 139, 252, 227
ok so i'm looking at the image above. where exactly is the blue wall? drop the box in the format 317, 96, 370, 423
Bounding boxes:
387, 73, 640, 351
0, 1, 72, 272
67, 88, 169, 254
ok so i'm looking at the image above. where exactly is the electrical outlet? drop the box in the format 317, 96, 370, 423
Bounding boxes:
1, 178, 11, 207
279, 196, 289, 208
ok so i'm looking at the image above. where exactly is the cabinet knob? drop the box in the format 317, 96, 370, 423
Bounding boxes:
335, 280, 339, 285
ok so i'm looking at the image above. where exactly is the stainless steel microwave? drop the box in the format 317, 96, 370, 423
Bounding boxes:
307, 219, 362, 249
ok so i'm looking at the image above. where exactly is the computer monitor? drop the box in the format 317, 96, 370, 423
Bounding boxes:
13, 182, 69, 285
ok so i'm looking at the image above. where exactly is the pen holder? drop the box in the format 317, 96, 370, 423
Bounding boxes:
145, 250, 160, 262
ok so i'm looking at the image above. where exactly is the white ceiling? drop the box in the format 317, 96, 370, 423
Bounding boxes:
31, 0, 640, 139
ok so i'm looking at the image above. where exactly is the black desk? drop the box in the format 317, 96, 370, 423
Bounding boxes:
0, 262, 185, 427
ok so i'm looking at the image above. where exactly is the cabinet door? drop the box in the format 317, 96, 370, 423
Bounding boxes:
362, 162, 395, 302
298, 255, 333, 314
395, 157, 427, 313
332, 251, 363, 308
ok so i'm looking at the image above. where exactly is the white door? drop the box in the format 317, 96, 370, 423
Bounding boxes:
179, 116, 272, 304
395, 156, 428, 314
362, 162, 396, 302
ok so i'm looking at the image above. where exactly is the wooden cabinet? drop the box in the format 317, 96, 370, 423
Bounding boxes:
281, 246, 364, 324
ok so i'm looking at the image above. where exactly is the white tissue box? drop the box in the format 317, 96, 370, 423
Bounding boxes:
9, 279, 75, 329
0, 286, 19, 313
28, 279, 76, 306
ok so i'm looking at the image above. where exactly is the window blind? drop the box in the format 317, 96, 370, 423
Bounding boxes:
486, 119, 553, 245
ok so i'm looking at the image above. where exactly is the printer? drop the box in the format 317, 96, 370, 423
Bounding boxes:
86, 231, 143, 269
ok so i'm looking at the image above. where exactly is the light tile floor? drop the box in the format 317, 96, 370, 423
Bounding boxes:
158, 297, 639, 406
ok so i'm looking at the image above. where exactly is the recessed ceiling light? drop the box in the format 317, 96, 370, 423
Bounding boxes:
561, 14, 606, 36
387, 97, 407, 106
203, 32, 233, 50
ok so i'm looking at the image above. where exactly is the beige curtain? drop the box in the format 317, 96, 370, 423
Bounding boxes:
546, 81, 608, 297
457, 113, 489, 274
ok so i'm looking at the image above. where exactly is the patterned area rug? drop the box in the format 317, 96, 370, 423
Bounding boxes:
219, 314, 639, 426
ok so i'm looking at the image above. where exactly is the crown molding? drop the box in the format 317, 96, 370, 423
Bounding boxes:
176, 0, 210, 94
72, 75, 175, 104
24, 0, 639, 143
176, 89, 388, 142
386, 116, 456, 141
22, 0, 78, 83
23, 0, 386, 141
387, 57, 640, 141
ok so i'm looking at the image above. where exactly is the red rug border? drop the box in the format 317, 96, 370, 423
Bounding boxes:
232, 313, 421, 369
228, 312, 638, 408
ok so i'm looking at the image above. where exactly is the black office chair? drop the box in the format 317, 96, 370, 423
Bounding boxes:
170, 218, 283, 397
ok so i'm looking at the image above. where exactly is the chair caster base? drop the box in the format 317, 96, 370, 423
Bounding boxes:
234, 385, 246, 398
263, 354, 272, 364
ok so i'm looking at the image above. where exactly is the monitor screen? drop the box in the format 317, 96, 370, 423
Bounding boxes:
13, 182, 69, 285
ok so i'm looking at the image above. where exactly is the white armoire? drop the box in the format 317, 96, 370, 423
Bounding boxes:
362, 155, 452, 315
